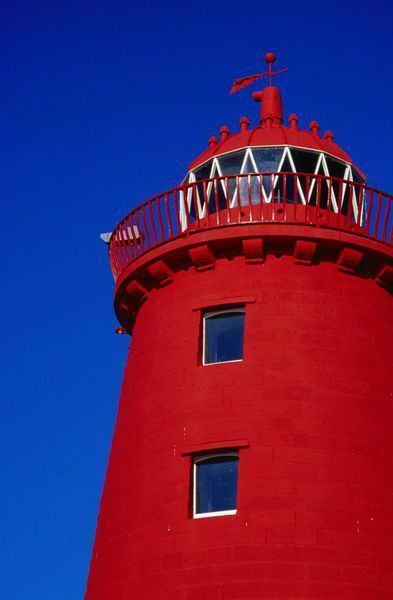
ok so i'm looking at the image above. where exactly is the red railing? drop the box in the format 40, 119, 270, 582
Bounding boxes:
109, 172, 393, 281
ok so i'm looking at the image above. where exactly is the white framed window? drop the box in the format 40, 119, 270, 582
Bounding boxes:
193, 452, 239, 519
202, 307, 245, 365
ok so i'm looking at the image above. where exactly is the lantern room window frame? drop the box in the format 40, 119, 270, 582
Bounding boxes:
180, 146, 366, 230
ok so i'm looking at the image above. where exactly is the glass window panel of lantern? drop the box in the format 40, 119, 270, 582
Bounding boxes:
352, 168, 365, 185
218, 151, 245, 175
290, 149, 319, 175
237, 156, 260, 205
289, 149, 319, 206
216, 152, 245, 206
322, 156, 346, 211
273, 154, 296, 204
252, 148, 283, 199
208, 180, 228, 213
194, 162, 212, 182
189, 163, 212, 218
325, 157, 346, 180
252, 147, 283, 173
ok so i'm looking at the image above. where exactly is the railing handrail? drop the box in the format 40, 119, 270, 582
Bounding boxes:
109, 172, 393, 281
116, 172, 392, 216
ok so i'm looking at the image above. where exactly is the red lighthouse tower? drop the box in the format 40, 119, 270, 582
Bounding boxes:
86, 53, 393, 598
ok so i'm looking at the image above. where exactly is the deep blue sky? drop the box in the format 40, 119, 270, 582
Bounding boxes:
2, 1, 393, 598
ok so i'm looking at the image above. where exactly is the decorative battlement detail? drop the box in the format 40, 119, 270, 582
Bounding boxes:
113, 224, 393, 333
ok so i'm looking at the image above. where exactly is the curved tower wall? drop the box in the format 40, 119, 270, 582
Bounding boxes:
86, 231, 393, 599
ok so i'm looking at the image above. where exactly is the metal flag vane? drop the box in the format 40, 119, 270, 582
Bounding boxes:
230, 52, 288, 95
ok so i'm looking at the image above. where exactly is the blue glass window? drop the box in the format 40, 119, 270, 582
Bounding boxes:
194, 453, 239, 516
252, 147, 283, 173
203, 309, 245, 364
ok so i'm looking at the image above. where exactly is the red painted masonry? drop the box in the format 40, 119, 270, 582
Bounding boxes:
86, 54, 393, 599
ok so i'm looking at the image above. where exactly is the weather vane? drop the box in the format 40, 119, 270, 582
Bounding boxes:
230, 52, 288, 94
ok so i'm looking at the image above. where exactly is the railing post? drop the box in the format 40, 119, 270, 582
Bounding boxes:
164, 193, 173, 239
293, 173, 298, 223
382, 194, 390, 242
366, 189, 373, 236
225, 176, 232, 224
282, 174, 287, 222
148, 201, 157, 244
156, 196, 166, 242
356, 185, 364, 229
129, 216, 138, 259
259, 174, 264, 222
315, 176, 321, 225
134, 209, 144, 253
192, 183, 200, 228
123, 218, 132, 264
118, 220, 128, 269
235, 176, 241, 223
213, 178, 220, 226
389, 196, 393, 244
374, 192, 383, 240
203, 180, 210, 226
173, 190, 183, 236
182, 184, 191, 233
326, 177, 332, 227
305, 175, 310, 224
247, 174, 253, 222
346, 183, 354, 230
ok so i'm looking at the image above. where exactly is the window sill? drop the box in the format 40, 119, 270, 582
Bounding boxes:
202, 359, 243, 366
194, 509, 237, 519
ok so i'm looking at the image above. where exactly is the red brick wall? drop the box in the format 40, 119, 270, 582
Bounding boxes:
86, 253, 393, 599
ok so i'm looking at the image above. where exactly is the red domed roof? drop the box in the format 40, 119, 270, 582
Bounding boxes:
188, 53, 359, 174
189, 113, 353, 170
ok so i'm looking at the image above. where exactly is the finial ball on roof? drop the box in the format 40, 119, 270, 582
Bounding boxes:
219, 125, 230, 140
239, 116, 250, 131
265, 52, 276, 64
309, 120, 320, 137
288, 114, 299, 130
